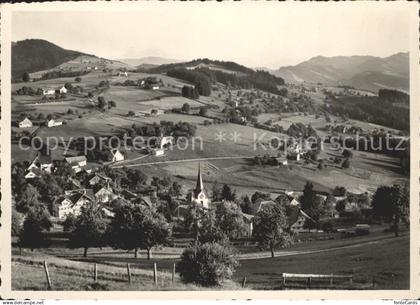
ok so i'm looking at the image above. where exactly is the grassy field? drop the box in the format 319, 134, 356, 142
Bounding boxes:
234, 235, 409, 290
12, 231, 408, 290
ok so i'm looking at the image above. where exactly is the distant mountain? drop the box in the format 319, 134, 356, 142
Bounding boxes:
274, 52, 409, 92
12, 39, 90, 80
117, 56, 184, 67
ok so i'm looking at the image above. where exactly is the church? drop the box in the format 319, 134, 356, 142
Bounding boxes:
190, 163, 210, 209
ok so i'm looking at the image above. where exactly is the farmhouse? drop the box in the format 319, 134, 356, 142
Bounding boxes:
19, 117, 33, 128
25, 168, 42, 179
94, 185, 115, 203
59, 86, 68, 94
65, 155, 87, 173
118, 71, 128, 77
156, 134, 174, 149
136, 109, 164, 117
53, 189, 94, 219
88, 173, 112, 186
152, 148, 165, 157
110, 148, 125, 162
241, 212, 254, 237
47, 119, 63, 127
42, 89, 55, 96
276, 157, 288, 166
190, 164, 210, 209
288, 209, 315, 233
28, 154, 53, 174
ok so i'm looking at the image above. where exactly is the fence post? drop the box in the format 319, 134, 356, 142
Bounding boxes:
153, 262, 158, 285
330, 274, 333, 286
172, 263, 176, 282
307, 277, 311, 288
349, 276, 353, 285
372, 276, 376, 288
94, 263, 98, 282
241, 276, 247, 288
127, 263, 132, 284
43, 261, 52, 290
282, 274, 286, 287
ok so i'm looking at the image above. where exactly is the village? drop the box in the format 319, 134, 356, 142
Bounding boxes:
10, 43, 410, 291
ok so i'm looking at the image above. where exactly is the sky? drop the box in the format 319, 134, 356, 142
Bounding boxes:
11, 2, 411, 69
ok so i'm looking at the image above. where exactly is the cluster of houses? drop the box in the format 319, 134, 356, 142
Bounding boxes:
18, 117, 63, 129
42, 85, 68, 96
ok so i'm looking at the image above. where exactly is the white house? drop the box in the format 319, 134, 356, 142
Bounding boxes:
47, 119, 63, 127
157, 135, 174, 149
152, 148, 165, 157
118, 71, 128, 77
43, 89, 55, 96
94, 185, 115, 203
109, 148, 125, 162
65, 156, 87, 173
25, 168, 41, 179
53, 189, 93, 219
59, 86, 68, 94
150, 85, 159, 90
28, 154, 53, 174
19, 118, 33, 128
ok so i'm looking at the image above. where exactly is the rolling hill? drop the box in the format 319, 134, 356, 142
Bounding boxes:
12, 39, 90, 80
274, 52, 409, 92
117, 56, 184, 67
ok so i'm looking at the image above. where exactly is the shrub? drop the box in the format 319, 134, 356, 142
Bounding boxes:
176, 242, 239, 286
127, 111, 135, 117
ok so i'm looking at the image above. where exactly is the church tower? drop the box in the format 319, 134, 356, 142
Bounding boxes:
190, 163, 209, 208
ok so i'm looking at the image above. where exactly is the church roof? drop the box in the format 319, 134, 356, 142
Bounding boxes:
193, 163, 205, 198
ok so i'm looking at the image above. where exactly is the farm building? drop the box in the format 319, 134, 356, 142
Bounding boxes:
136, 109, 164, 117
94, 185, 115, 203
47, 119, 63, 127
241, 212, 254, 237
53, 189, 94, 219
25, 168, 42, 179
156, 135, 174, 149
276, 157, 288, 166
28, 154, 53, 174
118, 71, 128, 77
65, 155, 87, 173
109, 148, 125, 162
289, 209, 315, 233
59, 86, 68, 94
42, 89, 55, 96
152, 148, 165, 156
19, 117, 33, 128
189, 164, 210, 209
88, 173, 112, 186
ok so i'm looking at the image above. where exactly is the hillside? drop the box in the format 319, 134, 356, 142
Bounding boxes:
274, 53, 409, 92
12, 39, 89, 80
118, 56, 183, 67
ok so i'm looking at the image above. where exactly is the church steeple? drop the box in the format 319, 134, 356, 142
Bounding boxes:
194, 163, 204, 195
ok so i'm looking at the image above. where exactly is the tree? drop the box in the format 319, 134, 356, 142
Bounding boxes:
211, 182, 222, 201
15, 184, 41, 213
108, 100, 116, 108
97, 96, 106, 109
371, 184, 409, 237
300, 182, 316, 213
68, 202, 108, 257
75, 77, 82, 82
240, 195, 253, 214
221, 184, 236, 201
253, 204, 293, 258
184, 203, 207, 244
64, 82, 73, 90
342, 149, 353, 159
181, 102, 190, 114
127, 110, 135, 116
199, 106, 208, 117
215, 201, 246, 239
19, 205, 52, 251
170, 181, 182, 199
333, 186, 347, 197
176, 242, 239, 286
342, 158, 350, 169
22, 72, 30, 82
12, 209, 23, 237
109, 203, 170, 259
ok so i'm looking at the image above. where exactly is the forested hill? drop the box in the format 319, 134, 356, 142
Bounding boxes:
12, 39, 90, 80
149, 58, 285, 96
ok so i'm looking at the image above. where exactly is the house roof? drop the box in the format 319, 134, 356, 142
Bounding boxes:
20, 117, 32, 124
65, 155, 87, 164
